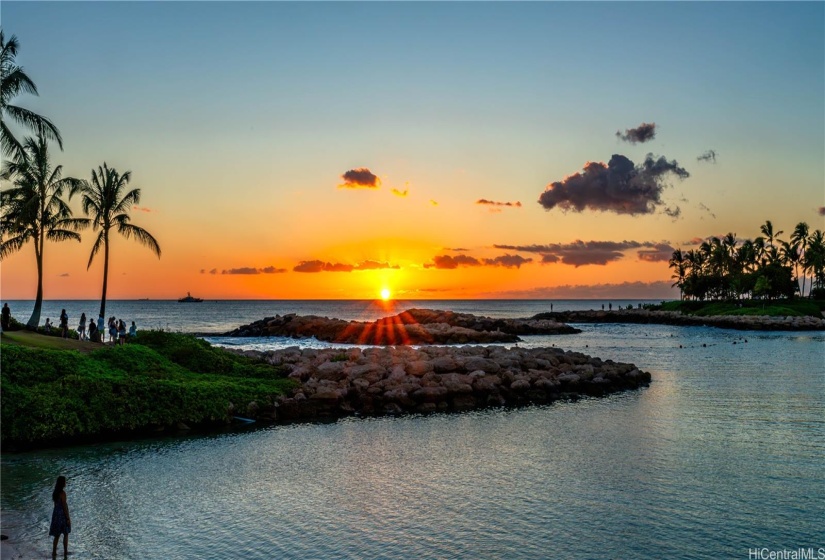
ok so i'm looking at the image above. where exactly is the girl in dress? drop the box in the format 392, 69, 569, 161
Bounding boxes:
49, 475, 71, 557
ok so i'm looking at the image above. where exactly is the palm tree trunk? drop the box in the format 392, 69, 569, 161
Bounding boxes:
98, 233, 109, 333
26, 242, 44, 329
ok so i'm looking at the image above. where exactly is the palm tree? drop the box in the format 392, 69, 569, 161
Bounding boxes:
76, 163, 161, 321
1, 30, 63, 161
791, 222, 810, 297
0, 134, 86, 327
668, 248, 686, 300
760, 220, 783, 250
804, 230, 825, 297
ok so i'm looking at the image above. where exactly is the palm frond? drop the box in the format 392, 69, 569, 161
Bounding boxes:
3, 105, 62, 149
46, 229, 82, 243
117, 223, 161, 258
87, 230, 105, 269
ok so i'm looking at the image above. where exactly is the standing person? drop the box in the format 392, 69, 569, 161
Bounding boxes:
45, 318, 53, 331
129, 321, 137, 339
78, 313, 87, 341
108, 316, 118, 346
59, 309, 69, 338
118, 319, 127, 346
97, 315, 105, 343
1, 303, 10, 331
88, 320, 99, 343
49, 476, 71, 557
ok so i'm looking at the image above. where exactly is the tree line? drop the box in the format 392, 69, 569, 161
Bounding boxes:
668, 220, 825, 301
1, 30, 161, 328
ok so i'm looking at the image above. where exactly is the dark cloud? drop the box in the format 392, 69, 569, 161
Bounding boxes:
339, 168, 380, 189
616, 122, 657, 144
293, 260, 398, 273
222, 267, 260, 275
59, 273, 69, 277
664, 206, 681, 219
445, 247, 469, 252
697, 150, 717, 163
209, 268, 217, 275
818, 206, 825, 216
260, 266, 287, 274
476, 199, 522, 208
698, 203, 716, 219
682, 237, 705, 246
424, 255, 482, 269
482, 254, 533, 268
494, 240, 671, 267
637, 243, 676, 262
538, 153, 689, 215
495, 280, 676, 299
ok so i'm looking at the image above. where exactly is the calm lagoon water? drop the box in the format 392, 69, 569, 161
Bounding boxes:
2, 301, 824, 559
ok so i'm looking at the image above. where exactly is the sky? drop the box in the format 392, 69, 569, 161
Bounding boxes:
1, 1, 823, 300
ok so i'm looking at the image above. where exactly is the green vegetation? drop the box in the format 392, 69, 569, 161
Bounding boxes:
1, 331, 296, 448
668, 220, 825, 302
656, 299, 824, 318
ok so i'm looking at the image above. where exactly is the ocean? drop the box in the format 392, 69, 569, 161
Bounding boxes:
2, 300, 823, 559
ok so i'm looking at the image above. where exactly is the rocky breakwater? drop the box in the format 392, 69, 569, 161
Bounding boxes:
224, 309, 579, 345
535, 309, 825, 331
230, 345, 650, 422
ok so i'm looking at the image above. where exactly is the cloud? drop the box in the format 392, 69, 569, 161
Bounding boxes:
476, 199, 522, 208
818, 206, 825, 216
59, 273, 69, 277
391, 189, 408, 197
445, 247, 469, 252
339, 168, 380, 189
697, 150, 717, 163
538, 153, 689, 215
260, 266, 287, 274
354, 260, 400, 271
293, 260, 398, 273
698, 203, 716, 219
637, 243, 676, 262
222, 267, 261, 275
664, 206, 681, 219
682, 237, 706, 246
482, 254, 533, 268
133, 206, 152, 213
209, 268, 217, 275
494, 240, 671, 267
494, 280, 676, 299
424, 253, 532, 269
424, 255, 482, 269
616, 122, 657, 144
430, 200, 438, 206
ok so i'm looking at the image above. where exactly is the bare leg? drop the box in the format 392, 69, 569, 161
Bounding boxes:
52, 535, 59, 556
63, 533, 69, 555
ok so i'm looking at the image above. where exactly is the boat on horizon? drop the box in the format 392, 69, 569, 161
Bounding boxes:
178, 292, 203, 303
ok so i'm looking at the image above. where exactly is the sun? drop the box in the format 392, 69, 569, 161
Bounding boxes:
380, 287, 391, 301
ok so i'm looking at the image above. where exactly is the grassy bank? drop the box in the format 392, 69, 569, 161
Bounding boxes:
654, 299, 824, 318
1, 331, 296, 449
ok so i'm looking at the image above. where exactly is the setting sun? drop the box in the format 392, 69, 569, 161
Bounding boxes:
380, 288, 391, 300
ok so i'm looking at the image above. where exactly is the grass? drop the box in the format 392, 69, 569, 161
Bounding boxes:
1, 330, 297, 448
656, 299, 824, 318
1, 330, 102, 353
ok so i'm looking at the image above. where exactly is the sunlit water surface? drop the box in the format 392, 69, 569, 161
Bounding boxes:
2, 304, 824, 559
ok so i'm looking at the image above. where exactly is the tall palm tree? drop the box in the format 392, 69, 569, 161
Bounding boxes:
76, 163, 161, 321
804, 230, 825, 297
760, 220, 783, 250
0, 134, 86, 327
1, 30, 63, 161
791, 222, 810, 297
668, 248, 686, 300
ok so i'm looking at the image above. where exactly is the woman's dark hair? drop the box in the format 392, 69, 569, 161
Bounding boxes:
52, 476, 66, 502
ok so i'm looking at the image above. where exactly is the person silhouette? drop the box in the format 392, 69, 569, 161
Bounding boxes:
49, 475, 71, 557
1, 303, 10, 331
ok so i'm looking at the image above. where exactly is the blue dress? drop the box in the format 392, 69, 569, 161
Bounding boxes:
48, 498, 71, 537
